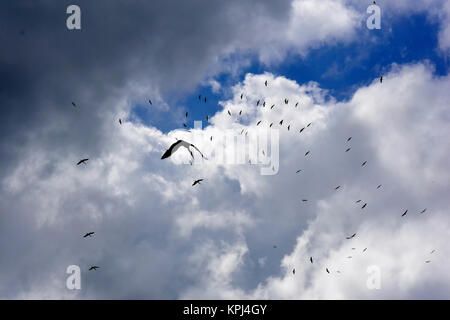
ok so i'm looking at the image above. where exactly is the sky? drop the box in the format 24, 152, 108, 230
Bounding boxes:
0, 0, 449, 299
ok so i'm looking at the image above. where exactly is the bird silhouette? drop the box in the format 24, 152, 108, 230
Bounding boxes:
292, 268, 295, 275
279, 120, 283, 125
295, 102, 299, 107
302, 199, 308, 202
347, 137, 352, 142
89, 266, 99, 271
161, 140, 206, 160
71, 102, 77, 107
356, 200, 362, 203
420, 208, 427, 214
204, 97, 206, 103
380, 76, 383, 83
300, 127, 305, 133
345, 148, 351, 152
240, 93, 243, 99
77, 159, 89, 165
361, 203, 367, 209
257, 121, 262, 126
335, 186, 341, 190
362, 161, 367, 166
119, 119, 122, 125
346, 233, 356, 239
363, 248, 367, 252
257, 100, 260, 106
305, 151, 310, 156
270, 123, 273, 128
206, 115, 209, 121
83, 232, 94, 238
326, 268, 330, 274
271, 104, 275, 109
296, 169, 302, 173
401, 210, 408, 217
287, 125, 290, 131
265, 80, 268, 87
239, 110, 242, 115
310, 257, 313, 263
377, 184, 382, 189
192, 179, 203, 186
198, 95, 202, 100
149, 100, 152, 105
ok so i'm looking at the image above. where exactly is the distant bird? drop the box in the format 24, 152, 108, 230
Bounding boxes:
149, 100, 152, 105
302, 199, 308, 202
419, 208, 427, 214
362, 161, 367, 166
185, 112, 188, 117
292, 268, 295, 275
239, 110, 242, 115
119, 119, 122, 125
345, 148, 351, 152
206, 115, 209, 121
326, 268, 330, 274
161, 140, 206, 160
356, 200, 362, 203
270, 123, 273, 128
305, 151, 310, 156
198, 95, 202, 100
347, 137, 352, 142
192, 179, 203, 186
430, 249, 436, 254
287, 125, 290, 131
346, 233, 356, 240
310, 257, 313, 263
83, 232, 94, 238
71, 102, 77, 107
240, 93, 243, 99
380, 76, 383, 83
183, 123, 187, 127
284, 99, 289, 104
296, 169, 302, 173
262, 150, 265, 156
377, 184, 382, 189
257, 120, 262, 126
300, 127, 305, 133
307, 123, 312, 127
240, 129, 245, 134
273, 245, 277, 249
401, 209, 408, 217
270, 104, 275, 109
77, 158, 89, 165
204, 97, 206, 103
361, 203, 367, 209
265, 80, 268, 87
279, 120, 283, 125
228, 110, 232, 116
210, 136, 213, 141
263, 102, 266, 107
257, 100, 260, 106
295, 102, 299, 107
363, 248, 367, 252
335, 186, 341, 190
425, 260, 431, 263
347, 256, 353, 259
89, 266, 99, 271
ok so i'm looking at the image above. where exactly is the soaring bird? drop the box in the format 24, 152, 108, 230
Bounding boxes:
210, 136, 213, 141
305, 151, 310, 156
361, 203, 367, 209
335, 186, 341, 190
300, 127, 305, 133
83, 232, 94, 238
345, 148, 351, 152
239, 110, 242, 115
77, 158, 89, 165
149, 100, 152, 105
192, 179, 203, 186
228, 110, 232, 116
265, 80, 268, 87
270, 104, 275, 109
204, 97, 206, 103
326, 268, 330, 274
161, 140, 206, 160
296, 169, 302, 173
310, 257, 313, 263
295, 102, 299, 107
284, 99, 289, 104
346, 233, 356, 240
307, 123, 312, 127
257, 120, 262, 126
377, 184, 382, 189
240, 93, 243, 99
362, 161, 367, 166
263, 101, 266, 107
356, 200, 362, 203
302, 199, 308, 202
72, 102, 77, 107
198, 95, 202, 100
292, 268, 295, 275
380, 76, 383, 83
270, 123, 273, 128
425, 260, 431, 263
401, 209, 408, 217
183, 123, 187, 127
430, 249, 436, 254
287, 125, 290, 131
119, 119, 122, 125
420, 208, 427, 214
257, 100, 260, 106
185, 112, 188, 118
347, 137, 352, 142
206, 115, 209, 121
363, 248, 367, 252
89, 266, 99, 271
279, 120, 283, 125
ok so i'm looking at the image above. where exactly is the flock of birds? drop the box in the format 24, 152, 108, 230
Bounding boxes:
73, 74, 436, 279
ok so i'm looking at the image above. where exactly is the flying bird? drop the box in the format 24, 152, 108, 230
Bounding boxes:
335, 186, 341, 190
83, 232, 94, 238
161, 140, 206, 160
270, 104, 275, 109
326, 268, 330, 274
430, 249, 436, 254
356, 200, 362, 203
310, 257, 313, 263
263, 101, 266, 107
420, 208, 427, 214
361, 203, 367, 209
363, 248, 367, 252
210, 136, 213, 141
295, 102, 299, 107
347, 137, 352, 142
265, 80, 268, 87
257, 120, 262, 126
240, 93, 243, 99
377, 184, 382, 189
89, 266, 99, 271
425, 260, 431, 263
346, 233, 356, 240
296, 169, 302, 173
270, 123, 273, 128
302, 199, 308, 202
228, 110, 232, 116
257, 100, 260, 106
149, 100, 152, 105
204, 97, 206, 103
380, 76, 383, 83
345, 148, 351, 152
183, 123, 187, 127
305, 151, 310, 156
362, 161, 367, 166
206, 115, 209, 121
287, 125, 290, 131
401, 209, 408, 217
292, 268, 295, 275
119, 119, 122, 125
185, 112, 188, 117
71, 102, 77, 107
307, 123, 312, 127
77, 158, 89, 165
284, 99, 289, 104
300, 127, 305, 133
192, 179, 203, 186
279, 120, 283, 125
